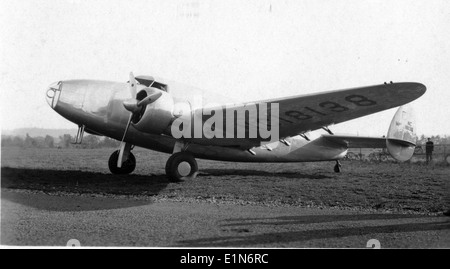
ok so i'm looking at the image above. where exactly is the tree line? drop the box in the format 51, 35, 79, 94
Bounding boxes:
1, 134, 120, 149
2, 133, 449, 149
416, 134, 450, 145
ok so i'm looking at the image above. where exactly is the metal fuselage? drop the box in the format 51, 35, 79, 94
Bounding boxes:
45, 80, 347, 162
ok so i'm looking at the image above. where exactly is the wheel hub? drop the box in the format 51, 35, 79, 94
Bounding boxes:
177, 161, 191, 177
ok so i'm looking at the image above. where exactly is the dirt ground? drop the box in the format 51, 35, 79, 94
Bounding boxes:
1, 147, 449, 214
2, 189, 449, 248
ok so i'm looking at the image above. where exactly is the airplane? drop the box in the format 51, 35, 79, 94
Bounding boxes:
45, 73, 426, 182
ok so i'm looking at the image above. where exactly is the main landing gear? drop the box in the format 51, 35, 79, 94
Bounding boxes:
108, 150, 136, 174
107, 141, 199, 182
334, 160, 342, 173
165, 152, 198, 182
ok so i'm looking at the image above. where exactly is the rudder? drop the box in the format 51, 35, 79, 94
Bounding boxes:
386, 105, 417, 162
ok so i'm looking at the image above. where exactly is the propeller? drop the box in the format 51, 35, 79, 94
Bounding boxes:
117, 72, 162, 168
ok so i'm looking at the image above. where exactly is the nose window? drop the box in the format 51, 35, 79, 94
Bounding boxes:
46, 81, 62, 108
47, 88, 56, 98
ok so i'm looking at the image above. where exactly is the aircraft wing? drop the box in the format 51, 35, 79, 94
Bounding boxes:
195, 82, 425, 143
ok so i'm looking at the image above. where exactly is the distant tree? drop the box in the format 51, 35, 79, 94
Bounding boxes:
59, 134, 73, 148
99, 137, 120, 148
44, 135, 54, 148
81, 135, 100, 148
1, 136, 11, 146
442, 135, 450, 144
417, 134, 450, 145
12, 136, 24, 147
418, 134, 426, 145
34, 137, 46, 148
24, 133, 37, 147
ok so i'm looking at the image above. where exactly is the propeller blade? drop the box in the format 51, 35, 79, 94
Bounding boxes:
129, 72, 137, 98
123, 99, 140, 113
137, 91, 163, 107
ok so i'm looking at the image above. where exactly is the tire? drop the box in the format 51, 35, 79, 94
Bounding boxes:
108, 150, 136, 175
165, 152, 198, 182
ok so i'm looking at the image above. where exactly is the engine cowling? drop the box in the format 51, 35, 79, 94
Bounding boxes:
132, 88, 174, 134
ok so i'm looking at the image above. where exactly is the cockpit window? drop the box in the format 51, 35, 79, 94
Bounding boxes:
135, 77, 168, 92
48, 81, 61, 91
150, 81, 167, 92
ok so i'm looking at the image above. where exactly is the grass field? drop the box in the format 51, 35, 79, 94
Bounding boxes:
1, 147, 449, 214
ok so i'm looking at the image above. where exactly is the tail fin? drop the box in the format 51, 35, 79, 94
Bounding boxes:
386, 105, 417, 162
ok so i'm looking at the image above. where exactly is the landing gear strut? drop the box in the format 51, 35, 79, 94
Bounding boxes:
334, 160, 342, 173
165, 152, 198, 182
108, 150, 136, 174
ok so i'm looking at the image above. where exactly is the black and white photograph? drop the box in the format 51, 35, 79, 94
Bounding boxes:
1, 0, 449, 254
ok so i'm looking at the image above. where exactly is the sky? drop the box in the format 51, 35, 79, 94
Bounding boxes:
1, 0, 449, 137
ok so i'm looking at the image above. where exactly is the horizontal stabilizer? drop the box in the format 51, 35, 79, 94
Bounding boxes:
322, 105, 418, 162
321, 135, 386, 148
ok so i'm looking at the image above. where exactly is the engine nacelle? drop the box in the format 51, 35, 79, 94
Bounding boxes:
132, 88, 174, 134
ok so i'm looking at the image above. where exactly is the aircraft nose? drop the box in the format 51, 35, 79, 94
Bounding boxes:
45, 81, 61, 108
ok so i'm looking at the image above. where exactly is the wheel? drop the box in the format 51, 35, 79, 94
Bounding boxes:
108, 150, 136, 174
334, 161, 341, 173
165, 152, 198, 182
